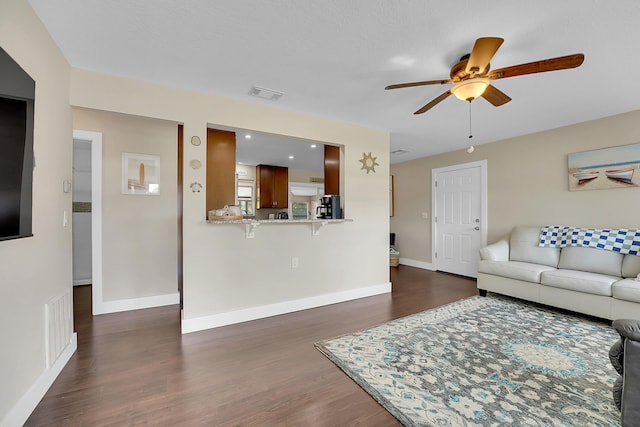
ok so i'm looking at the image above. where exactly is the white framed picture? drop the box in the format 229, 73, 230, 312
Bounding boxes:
121, 152, 160, 195
568, 143, 640, 191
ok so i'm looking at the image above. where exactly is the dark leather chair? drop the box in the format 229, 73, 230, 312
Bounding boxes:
610, 319, 640, 426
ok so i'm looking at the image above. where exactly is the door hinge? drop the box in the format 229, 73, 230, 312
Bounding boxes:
435, 180, 437, 187
435, 251, 437, 259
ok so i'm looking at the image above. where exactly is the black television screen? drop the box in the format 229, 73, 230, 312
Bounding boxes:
0, 96, 32, 240
1, 47, 35, 241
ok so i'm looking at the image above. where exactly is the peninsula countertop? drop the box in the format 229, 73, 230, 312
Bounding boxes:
206, 218, 353, 238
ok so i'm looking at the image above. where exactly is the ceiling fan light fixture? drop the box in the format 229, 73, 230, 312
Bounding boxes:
451, 79, 490, 101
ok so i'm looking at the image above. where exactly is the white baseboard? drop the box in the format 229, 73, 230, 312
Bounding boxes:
399, 258, 435, 270
1, 333, 77, 427
94, 292, 180, 315
181, 282, 392, 334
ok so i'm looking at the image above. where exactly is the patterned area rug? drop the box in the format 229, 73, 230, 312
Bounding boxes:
315, 295, 621, 426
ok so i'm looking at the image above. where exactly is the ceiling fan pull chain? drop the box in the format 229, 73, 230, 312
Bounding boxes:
468, 100, 473, 139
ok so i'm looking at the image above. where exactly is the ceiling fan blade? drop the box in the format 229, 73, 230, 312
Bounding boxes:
481, 85, 511, 106
414, 90, 452, 115
487, 53, 585, 80
385, 79, 452, 90
465, 37, 504, 75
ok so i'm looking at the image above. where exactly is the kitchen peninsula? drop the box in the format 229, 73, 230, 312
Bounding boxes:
206, 217, 353, 238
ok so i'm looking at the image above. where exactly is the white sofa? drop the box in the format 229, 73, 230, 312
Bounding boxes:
477, 225, 640, 320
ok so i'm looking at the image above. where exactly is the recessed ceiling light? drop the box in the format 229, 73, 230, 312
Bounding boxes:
310, 144, 317, 148
245, 134, 251, 139
289, 155, 294, 160
391, 149, 410, 155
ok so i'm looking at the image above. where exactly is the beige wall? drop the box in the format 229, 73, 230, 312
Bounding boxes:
288, 168, 324, 183
73, 109, 178, 302
391, 109, 640, 265
0, 0, 72, 423
236, 163, 257, 181
69, 68, 390, 328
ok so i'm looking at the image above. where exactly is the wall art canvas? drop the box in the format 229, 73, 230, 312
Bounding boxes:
122, 153, 160, 195
568, 143, 640, 191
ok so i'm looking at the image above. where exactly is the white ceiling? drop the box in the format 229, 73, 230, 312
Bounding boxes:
28, 0, 640, 166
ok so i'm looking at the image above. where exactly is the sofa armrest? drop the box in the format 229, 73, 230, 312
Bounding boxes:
621, 339, 640, 425
613, 319, 640, 341
479, 237, 510, 261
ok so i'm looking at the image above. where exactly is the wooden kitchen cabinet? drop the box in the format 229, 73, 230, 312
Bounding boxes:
324, 144, 340, 195
206, 128, 237, 213
256, 164, 288, 208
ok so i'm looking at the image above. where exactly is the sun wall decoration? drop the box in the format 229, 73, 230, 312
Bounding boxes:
359, 152, 379, 174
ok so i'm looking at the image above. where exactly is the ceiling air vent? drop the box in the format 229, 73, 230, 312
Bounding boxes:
249, 85, 284, 101
391, 149, 409, 155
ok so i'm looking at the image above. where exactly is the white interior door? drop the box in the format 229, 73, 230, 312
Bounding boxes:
433, 161, 487, 278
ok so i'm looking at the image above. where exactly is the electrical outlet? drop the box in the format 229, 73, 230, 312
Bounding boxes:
421, 212, 429, 220
291, 257, 299, 269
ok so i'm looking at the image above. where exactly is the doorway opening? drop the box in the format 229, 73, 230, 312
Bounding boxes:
72, 130, 103, 314
72, 138, 92, 286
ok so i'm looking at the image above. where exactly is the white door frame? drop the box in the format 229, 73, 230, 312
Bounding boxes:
431, 160, 488, 273
72, 130, 104, 315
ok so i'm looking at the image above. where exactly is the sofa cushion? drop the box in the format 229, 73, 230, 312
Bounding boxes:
622, 255, 640, 279
510, 225, 560, 268
478, 260, 555, 284
540, 269, 617, 296
558, 246, 623, 277
612, 278, 640, 303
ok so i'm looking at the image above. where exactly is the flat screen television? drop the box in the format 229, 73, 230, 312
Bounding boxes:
1, 47, 35, 241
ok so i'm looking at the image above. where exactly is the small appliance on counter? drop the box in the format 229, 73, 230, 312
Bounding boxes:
316, 195, 341, 219
207, 205, 243, 220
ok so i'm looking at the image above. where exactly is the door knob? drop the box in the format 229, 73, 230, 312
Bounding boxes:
474, 226, 480, 231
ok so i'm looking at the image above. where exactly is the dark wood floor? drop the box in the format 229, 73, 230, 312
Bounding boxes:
26, 266, 478, 426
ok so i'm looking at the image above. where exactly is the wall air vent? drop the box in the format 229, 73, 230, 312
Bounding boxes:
310, 177, 324, 183
249, 85, 284, 101
391, 149, 409, 155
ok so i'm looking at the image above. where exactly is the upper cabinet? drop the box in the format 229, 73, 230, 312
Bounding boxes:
256, 164, 288, 208
206, 128, 236, 212
324, 145, 340, 196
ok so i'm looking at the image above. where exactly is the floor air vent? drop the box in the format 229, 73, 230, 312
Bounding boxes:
45, 289, 73, 368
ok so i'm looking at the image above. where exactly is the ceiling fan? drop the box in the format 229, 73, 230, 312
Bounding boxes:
385, 37, 584, 115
